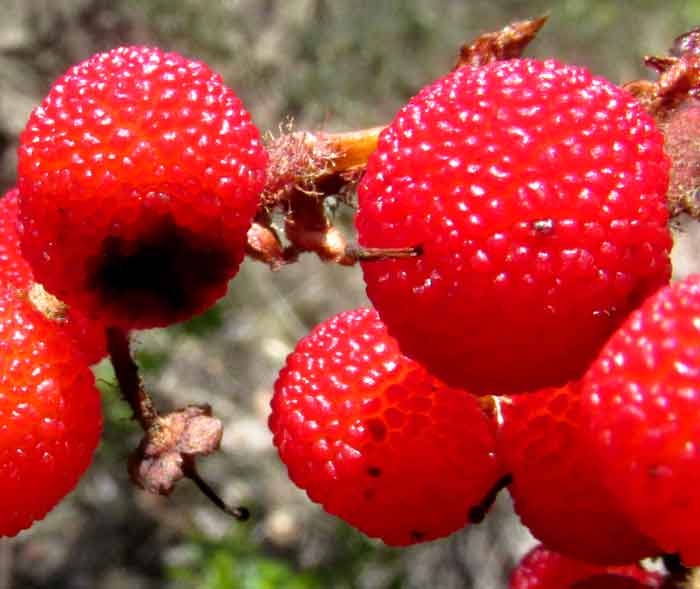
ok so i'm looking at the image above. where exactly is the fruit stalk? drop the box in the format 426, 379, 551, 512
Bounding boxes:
106, 327, 157, 430
106, 326, 249, 520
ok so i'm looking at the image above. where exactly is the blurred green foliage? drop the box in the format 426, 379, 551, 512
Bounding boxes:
168, 524, 403, 589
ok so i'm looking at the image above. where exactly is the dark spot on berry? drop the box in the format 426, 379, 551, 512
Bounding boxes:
363, 488, 375, 500
648, 464, 672, 478
531, 218, 555, 236
410, 530, 426, 541
365, 417, 387, 441
663, 553, 684, 575
366, 466, 382, 477
87, 214, 236, 325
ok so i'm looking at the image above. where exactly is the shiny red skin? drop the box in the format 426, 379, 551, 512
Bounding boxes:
18, 46, 267, 328
0, 188, 106, 364
269, 307, 503, 546
357, 58, 671, 394
0, 286, 102, 536
499, 386, 659, 565
509, 544, 664, 589
582, 274, 700, 565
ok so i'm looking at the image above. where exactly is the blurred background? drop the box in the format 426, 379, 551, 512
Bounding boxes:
1, 1, 699, 588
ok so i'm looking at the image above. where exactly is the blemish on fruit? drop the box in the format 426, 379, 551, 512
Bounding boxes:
647, 464, 672, 479
88, 214, 234, 326
366, 466, 382, 477
365, 417, 387, 441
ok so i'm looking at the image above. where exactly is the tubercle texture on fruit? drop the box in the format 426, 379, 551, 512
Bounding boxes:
17, 46, 268, 329
509, 544, 665, 589
0, 286, 102, 536
269, 307, 504, 546
0, 188, 31, 290
0, 188, 106, 364
499, 385, 660, 565
357, 57, 671, 395
582, 274, 700, 566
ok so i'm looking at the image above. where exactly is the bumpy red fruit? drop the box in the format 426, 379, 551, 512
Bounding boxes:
0, 189, 106, 364
0, 286, 102, 536
18, 46, 267, 328
269, 307, 503, 546
582, 274, 700, 565
0, 188, 32, 290
499, 386, 659, 565
509, 544, 664, 589
356, 58, 671, 394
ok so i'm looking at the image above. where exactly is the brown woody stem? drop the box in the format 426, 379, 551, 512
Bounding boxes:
106, 327, 157, 430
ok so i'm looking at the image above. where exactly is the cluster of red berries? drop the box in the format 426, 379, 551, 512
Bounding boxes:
269, 53, 700, 582
3, 25, 700, 587
1, 46, 267, 535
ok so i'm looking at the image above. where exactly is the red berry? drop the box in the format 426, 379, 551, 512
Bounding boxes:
0, 188, 106, 364
499, 385, 659, 565
356, 58, 671, 394
509, 545, 664, 589
269, 307, 503, 546
18, 46, 267, 329
582, 274, 700, 565
0, 188, 33, 290
0, 286, 102, 536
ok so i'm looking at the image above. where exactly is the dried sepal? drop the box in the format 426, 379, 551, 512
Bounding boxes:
129, 405, 223, 496
454, 16, 548, 69
624, 29, 700, 121
624, 30, 700, 219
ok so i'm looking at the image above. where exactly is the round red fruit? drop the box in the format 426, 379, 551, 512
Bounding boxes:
0, 188, 106, 364
269, 307, 504, 546
582, 274, 700, 565
356, 58, 671, 394
18, 46, 267, 329
499, 385, 659, 565
0, 188, 33, 290
509, 544, 664, 589
0, 286, 102, 536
